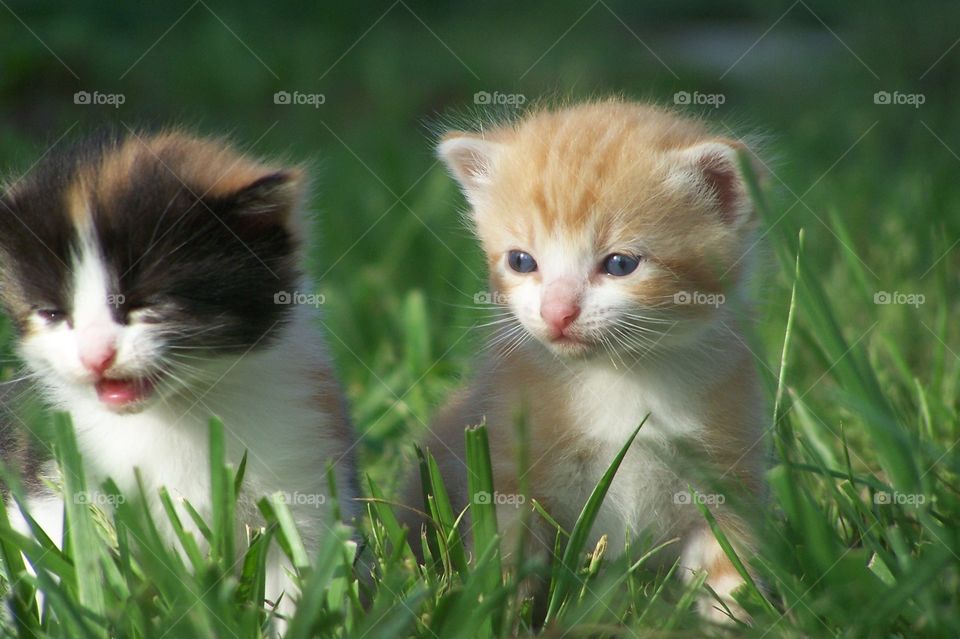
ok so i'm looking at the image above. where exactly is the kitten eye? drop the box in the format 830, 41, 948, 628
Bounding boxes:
127, 308, 160, 324
126, 303, 166, 325
507, 250, 538, 273
603, 254, 641, 276
36, 309, 68, 324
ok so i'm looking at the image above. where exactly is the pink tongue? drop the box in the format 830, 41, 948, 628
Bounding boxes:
95, 378, 153, 406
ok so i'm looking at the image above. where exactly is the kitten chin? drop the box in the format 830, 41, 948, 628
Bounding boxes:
0, 129, 360, 628
401, 99, 768, 624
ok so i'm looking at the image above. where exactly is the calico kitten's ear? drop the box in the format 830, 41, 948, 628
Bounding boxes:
437, 133, 501, 201
231, 171, 303, 217
669, 139, 759, 227
219, 170, 306, 235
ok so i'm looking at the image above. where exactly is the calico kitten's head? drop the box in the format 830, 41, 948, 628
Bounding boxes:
439, 100, 761, 361
0, 130, 306, 413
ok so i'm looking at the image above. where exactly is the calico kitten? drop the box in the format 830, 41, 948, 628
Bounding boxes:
404, 100, 767, 622
0, 130, 359, 623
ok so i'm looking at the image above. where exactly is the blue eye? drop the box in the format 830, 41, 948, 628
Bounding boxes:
603, 254, 641, 276
507, 250, 538, 273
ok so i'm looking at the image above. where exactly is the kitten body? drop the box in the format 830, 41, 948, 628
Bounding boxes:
0, 131, 359, 623
406, 100, 767, 622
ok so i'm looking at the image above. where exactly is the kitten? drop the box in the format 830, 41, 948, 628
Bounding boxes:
0, 130, 359, 624
404, 100, 767, 622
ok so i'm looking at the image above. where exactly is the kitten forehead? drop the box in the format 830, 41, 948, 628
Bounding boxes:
444, 100, 756, 266
93, 132, 291, 201
493, 102, 711, 229
72, 235, 114, 329
57, 132, 300, 222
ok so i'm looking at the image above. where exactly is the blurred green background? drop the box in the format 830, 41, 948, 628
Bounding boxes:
1, 0, 957, 483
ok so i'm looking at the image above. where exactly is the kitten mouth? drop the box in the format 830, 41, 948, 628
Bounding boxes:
548, 330, 586, 346
94, 377, 156, 409
547, 333, 592, 353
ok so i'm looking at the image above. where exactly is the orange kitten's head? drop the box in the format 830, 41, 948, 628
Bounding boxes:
439, 99, 761, 361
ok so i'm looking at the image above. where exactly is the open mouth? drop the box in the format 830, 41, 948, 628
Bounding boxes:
94, 377, 156, 409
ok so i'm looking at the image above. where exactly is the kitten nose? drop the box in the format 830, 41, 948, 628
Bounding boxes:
80, 345, 117, 377
541, 299, 581, 334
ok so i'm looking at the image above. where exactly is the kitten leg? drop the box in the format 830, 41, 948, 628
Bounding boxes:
680, 522, 754, 624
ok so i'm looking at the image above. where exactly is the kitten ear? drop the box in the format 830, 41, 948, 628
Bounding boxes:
437, 133, 501, 200
229, 171, 303, 219
218, 170, 308, 240
669, 140, 757, 227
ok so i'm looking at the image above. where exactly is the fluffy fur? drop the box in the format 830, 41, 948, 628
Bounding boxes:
402, 99, 767, 622
0, 130, 359, 626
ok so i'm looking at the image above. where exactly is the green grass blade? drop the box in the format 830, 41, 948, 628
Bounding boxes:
544, 415, 648, 623
53, 411, 107, 636
426, 447, 469, 578
236, 527, 270, 624
283, 522, 352, 639
773, 228, 803, 457
414, 445, 445, 570
157, 486, 204, 570
464, 422, 501, 636
364, 476, 413, 560
465, 423, 498, 562
0, 492, 40, 637
259, 494, 310, 573
208, 416, 235, 566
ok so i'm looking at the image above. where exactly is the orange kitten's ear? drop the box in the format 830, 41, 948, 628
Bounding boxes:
437, 133, 501, 200
669, 140, 757, 227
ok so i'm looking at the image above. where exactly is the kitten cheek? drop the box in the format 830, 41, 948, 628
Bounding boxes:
20, 331, 85, 382
118, 332, 163, 371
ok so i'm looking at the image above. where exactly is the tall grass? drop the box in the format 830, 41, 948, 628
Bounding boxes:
2, 175, 957, 636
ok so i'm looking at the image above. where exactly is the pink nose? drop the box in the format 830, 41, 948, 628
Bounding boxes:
540, 299, 581, 334
80, 345, 117, 377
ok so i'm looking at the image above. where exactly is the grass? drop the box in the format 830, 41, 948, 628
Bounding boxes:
0, 1, 959, 636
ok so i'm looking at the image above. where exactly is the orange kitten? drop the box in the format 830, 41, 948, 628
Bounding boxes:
405, 99, 767, 622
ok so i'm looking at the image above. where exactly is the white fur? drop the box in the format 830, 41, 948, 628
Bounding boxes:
15, 242, 354, 627
501, 334, 740, 559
